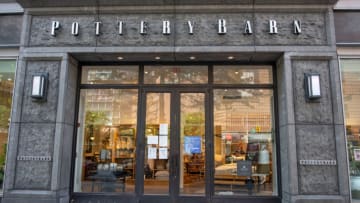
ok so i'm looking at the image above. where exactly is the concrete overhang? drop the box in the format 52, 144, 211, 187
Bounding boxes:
16, 0, 338, 8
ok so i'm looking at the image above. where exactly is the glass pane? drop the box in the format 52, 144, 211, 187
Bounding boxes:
213, 89, 276, 196
74, 89, 138, 193
213, 66, 273, 84
340, 59, 360, 200
0, 59, 16, 192
144, 93, 171, 195
180, 93, 205, 196
144, 66, 208, 84
81, 66, 139, 84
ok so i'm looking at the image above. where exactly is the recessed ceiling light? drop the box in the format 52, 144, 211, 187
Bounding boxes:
228, 56, 234, 60
235, 71, 239, 74
155, 56, 161, 60
189, 56, 196, 60
117, 56, 124, 60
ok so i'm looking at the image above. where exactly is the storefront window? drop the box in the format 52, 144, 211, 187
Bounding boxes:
74, 64, 277, 199
340, 59, 360, 200
213, 89, 276, 196
144, 66, 208, 84
81, 66, 139, 84
74, 89, 138, 193
214, 66, 272, 84
0, 59, 16, 191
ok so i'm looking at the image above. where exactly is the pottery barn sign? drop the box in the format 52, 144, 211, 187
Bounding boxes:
50, 19, 302, 37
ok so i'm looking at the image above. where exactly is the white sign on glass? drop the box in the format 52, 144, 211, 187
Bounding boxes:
148, 147, 157, 159
159, 123, 168, 135
159, 148, 168, 159
159, 136, 168, 147
147, 136, 158, 145
32, 76, 42, 96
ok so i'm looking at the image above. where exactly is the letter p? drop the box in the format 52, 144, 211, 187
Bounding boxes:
51, 21, 60, 36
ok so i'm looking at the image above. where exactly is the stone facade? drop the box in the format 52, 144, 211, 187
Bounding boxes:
28, 13, 327, 47
2, 1, 350, 203
0, 14, 22, 46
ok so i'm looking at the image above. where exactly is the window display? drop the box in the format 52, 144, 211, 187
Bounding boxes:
0, 59, 16, 192
213, 89, 276, 196
74, 89, 138, 193
340, 59, 360, 199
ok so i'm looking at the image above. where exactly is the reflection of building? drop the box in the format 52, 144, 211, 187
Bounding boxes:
84, 89, 138, 125
1, 0, 360, 202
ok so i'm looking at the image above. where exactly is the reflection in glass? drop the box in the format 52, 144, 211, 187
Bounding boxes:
213, 89, 276, 196
144, 93, 171, 194
180, 93, 205, 196
81, 66, 139, 84
74, 89, 138, 193
0, 60, 16, 191
340, 59, 360, 199
214, 66, 272, 84
144, 66, 208, 84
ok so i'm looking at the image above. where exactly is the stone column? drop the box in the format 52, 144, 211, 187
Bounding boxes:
2, 54, 78, 203
278, 52, 350, 203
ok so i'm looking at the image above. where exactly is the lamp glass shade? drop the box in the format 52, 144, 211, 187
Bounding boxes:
305, 73, 321, 99
310, 75, 320, 97
31, 74, 47, 99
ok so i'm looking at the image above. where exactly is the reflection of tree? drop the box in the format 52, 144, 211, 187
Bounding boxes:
0, 105, 10, 130
145, 67, 207, 84
181, 94, 204, 110
0, 143, 6, 185
85, 111, 109, 153
214, 89, 266, 110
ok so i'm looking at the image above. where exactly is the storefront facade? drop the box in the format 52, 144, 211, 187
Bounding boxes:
1, 0, 350, 203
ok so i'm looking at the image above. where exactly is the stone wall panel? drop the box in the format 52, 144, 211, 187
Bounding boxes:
255, 13, 327, 46
296, 124, 338, 194
14, 161, 52, 190
0, 15, 22, 45
28, 13, 327, 47
298, 165, 339, 195
292, 60, 333, 124
29, 15, 97, 47
20, 60, 60, 123
17, 123, 55, 157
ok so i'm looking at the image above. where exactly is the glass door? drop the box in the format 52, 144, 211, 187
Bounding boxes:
143, 92, 171, 195
142, 90, 207, 200
179, 93, 206, 196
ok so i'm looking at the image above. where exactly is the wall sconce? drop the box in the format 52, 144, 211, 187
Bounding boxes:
31, 73, 48, 101
304, 73, 321, 100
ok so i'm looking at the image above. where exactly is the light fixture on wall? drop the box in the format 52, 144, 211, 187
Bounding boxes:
31, 73, 48, 101
304, 73, 321, 100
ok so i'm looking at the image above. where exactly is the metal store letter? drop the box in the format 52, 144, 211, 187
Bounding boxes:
218, 19, 227, 34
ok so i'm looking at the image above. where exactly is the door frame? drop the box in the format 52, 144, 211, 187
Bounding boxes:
70, 62, 281, 203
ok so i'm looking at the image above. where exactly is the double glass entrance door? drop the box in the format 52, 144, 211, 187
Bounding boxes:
142, 91, 207, 197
